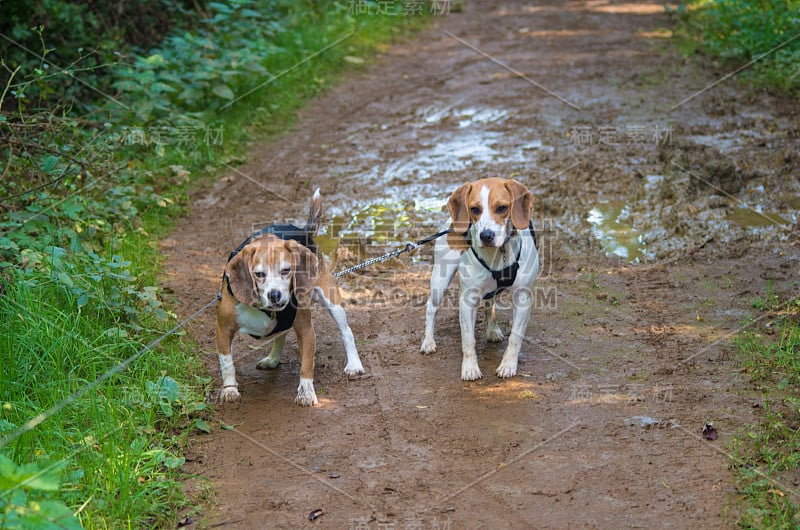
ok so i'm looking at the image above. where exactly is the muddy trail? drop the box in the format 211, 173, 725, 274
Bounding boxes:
162, 1, 800, 528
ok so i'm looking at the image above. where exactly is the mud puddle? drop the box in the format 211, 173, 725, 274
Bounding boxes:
317, 198, 447, 264
332, 98, 799, 265
586, 202, 648, 261
580, 153, 799, 261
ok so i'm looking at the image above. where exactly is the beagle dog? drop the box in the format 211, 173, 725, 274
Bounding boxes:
216, 189, 364, 406
420, 178, 539, 380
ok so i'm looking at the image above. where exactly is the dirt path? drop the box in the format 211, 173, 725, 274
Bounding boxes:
162, 1, 799, 528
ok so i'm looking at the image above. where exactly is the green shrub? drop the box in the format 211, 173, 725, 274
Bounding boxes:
672, 0, 800, 92
0, 0, 207, 112
0, 454, 82, 529
112, 0, 284, 122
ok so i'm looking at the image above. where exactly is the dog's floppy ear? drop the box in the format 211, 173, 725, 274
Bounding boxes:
505, 179, 534, 230
446, 182, 472, 251
224, 244, 258, 306
285, 239, 318, 301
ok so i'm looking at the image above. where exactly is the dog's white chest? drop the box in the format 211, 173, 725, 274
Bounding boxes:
235, 303, 278, 337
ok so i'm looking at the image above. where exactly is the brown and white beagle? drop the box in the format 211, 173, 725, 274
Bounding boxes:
215, 189, 364, 406
420, 178, 539, 380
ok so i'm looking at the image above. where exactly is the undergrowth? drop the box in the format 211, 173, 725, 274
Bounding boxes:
670, 0, 800, 93
1, 0, 426, 526
732, 288, 800, 528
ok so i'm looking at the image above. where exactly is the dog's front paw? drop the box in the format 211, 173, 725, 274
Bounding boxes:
220, 386, 241, 402
461, 359, 483, 381
495, 359, 518, 378
486, 323, 505, 343
420, 336, 437, 354
295, 378, 318, 407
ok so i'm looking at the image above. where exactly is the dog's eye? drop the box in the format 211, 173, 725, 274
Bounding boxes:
495, 205, 508, 214
470, 206, 481, 216
280, 267, 291, 277
253, 271, 266, 280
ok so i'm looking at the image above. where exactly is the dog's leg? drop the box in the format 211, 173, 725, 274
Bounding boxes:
256, 334, 285, 370
294, 308, 318, 406
215, 315, 241, 402
459, 287, 483, 380
496, 288, 532, 378
420, 243, 460, 354
484, 298, 505, 343
313, 286, 364, 376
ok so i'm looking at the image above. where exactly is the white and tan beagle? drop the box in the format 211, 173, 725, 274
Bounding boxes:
420, 178, 539, 380
215, 189, 364, 406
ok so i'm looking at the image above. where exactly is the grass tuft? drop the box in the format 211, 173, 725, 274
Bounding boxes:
732, 292, 800, 528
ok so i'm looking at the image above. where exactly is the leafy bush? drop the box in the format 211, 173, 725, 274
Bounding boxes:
0, 0, 207, 112
0, 454, 82, 529
113, 0, 285, 122
672, 0, 800, 92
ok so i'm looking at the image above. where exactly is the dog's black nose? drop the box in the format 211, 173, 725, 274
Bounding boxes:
479, 229, 494, 243
268, 290, 282, 305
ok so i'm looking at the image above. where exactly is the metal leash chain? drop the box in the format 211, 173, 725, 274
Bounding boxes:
333, 228, 452, 278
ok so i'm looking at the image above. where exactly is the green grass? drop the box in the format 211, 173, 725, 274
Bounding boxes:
670, 0, 800, 93
1, 237, 208, 527
1, 2, 427, 527
732, 292, 800, 528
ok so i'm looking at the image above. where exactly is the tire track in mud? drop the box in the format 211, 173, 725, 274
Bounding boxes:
162, 1, 798, 527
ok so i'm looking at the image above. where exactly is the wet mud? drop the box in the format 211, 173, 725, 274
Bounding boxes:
161, 1, 799, 528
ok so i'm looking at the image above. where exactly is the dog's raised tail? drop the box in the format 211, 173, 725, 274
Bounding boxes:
306, 187, 323, 234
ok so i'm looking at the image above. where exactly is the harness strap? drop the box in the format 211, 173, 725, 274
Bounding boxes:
251, 294, 297, 339
223, 271, 298, 339
471, 221, 536, 300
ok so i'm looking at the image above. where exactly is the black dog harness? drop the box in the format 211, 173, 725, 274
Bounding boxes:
471, 222, 536, 300
223, 224, 316, 339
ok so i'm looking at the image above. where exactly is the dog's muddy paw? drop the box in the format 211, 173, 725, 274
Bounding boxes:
495, 361, 518, 378
256, 356, 280, 370
295, 378, 318, 406
220, 386, 241, 402
461, 361, 483, 381
486, 325, 505, 343
420, 337, 437, 354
